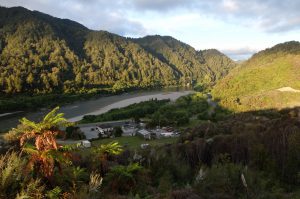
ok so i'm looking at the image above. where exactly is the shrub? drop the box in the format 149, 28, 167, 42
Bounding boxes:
113, 126, 123, 137
65, 126, 86, 140
0, 151, 26, 198
104, 163, 143, 194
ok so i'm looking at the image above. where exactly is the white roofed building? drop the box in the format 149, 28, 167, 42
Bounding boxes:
137, 129, 151, 140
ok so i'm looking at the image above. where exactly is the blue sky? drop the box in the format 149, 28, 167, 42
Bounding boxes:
1, 0, 300, 60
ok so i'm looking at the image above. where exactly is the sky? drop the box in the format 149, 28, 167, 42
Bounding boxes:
1, 0, 300, 60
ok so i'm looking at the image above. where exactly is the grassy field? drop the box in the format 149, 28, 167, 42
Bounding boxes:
91, 136, 178, 150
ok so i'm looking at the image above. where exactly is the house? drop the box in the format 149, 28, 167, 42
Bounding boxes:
153, 127, 178, 138
137, 129, 151, 140
139, 122, 146, 128
160, 132, 175, 137
122, 125, 137, 136
97, 124, 114, 132
81, 140, 91, 148
96, 124, 114, 137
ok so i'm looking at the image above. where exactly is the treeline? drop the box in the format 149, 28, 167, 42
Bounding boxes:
81, 93, 227, 126
1, 103, 299, 198
0, 91, 111, 112
81, 99, 170, 123
0, 6, 236, 97
169, 107, 300, 197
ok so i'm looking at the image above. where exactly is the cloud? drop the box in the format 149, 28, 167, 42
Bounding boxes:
129, 0, 300, 33
222, 0, 239, 12
1, 0, 300, 35
130, 0, 195, 11
221, 47, 258, 60
1, 0, 300, 60
0, 0, 147, 36
99, 14, 147, 36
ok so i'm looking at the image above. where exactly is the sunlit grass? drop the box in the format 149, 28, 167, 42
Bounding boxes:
213, 54, 300, 112
92, 136, 177, 150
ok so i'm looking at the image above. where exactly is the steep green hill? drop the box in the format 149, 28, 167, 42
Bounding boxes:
134, 36, 236, 86
200, 49, 236, 81
0, 6, 236, 95
212, 41, 300, 111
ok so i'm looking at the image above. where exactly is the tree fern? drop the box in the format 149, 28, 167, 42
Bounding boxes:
94, 141, 123, 155
18, 107, 71, 181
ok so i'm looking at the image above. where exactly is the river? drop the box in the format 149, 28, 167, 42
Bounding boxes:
0, 88, 193, 131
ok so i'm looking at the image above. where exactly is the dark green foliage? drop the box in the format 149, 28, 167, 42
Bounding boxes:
151, 107, 190, 126
1, 102, 300, 198
149, 93, 210, 126
104, 163, 143, 194
201, 49, 236, 82
193, 162, 286, 199
2, 6, 300, 198
81, 99, 170, 123
158, 171, 173, 194
81, 93, 213, 127
180, 108, 300, 189
134, 36, 236, 87
113, 126, 123, 137
0, 7, 235, 101
0, 151, 26, 198
197, 110, 210, 120
194, 83, 208, 92
194, 162, 247, 198
0, 88, 107, 113
65, 126, 86, 140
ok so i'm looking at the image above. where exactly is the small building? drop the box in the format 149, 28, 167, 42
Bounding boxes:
137, 129, 151, 140
139, 122, 146, 128
122, 125, 137, 136
153, 127, 178, 138
97, 124, 113, 133
160, 132, 175, 137
81, 140, 91, 148
96, 124, 114, 137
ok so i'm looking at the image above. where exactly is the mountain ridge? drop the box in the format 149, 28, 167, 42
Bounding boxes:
0, 6, 236, 95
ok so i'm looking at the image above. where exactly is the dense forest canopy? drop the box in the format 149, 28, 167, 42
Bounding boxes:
0, 6, 236, 95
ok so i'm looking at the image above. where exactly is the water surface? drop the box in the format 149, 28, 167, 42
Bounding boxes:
0, 88, 193, 131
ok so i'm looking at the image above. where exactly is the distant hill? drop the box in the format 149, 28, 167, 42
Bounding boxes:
0, 6, 236, 95
212, 41, 300, 111
134, 36, 236, 85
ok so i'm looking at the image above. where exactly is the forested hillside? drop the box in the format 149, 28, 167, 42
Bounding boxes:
0, 6, 236, 95
134, 36, 236, 86
212, 41, 300, 111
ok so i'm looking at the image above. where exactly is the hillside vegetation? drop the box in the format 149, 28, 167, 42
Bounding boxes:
134, 36, 235, 86
212, 41, 300, 111
0, 6, 236, 97
1, 97, 300, 198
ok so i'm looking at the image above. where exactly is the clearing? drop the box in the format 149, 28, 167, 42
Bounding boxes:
277, 87, 300, 93
91, 136, 177, 150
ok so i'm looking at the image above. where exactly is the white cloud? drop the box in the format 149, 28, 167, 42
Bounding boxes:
222, 0, 239, 12
221, 47, 259, 60
1, 0, 300, 59
2, 0, 300, 34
